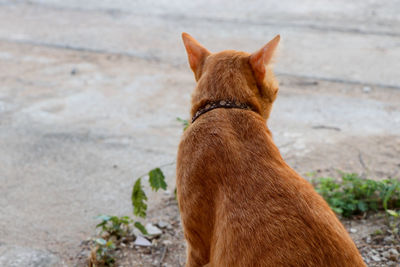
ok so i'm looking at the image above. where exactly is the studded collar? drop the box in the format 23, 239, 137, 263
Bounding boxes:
191, 100, 254, 123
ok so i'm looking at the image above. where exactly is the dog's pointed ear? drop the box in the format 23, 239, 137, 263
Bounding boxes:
249, 35, 280, 85
182, 33, 210, 79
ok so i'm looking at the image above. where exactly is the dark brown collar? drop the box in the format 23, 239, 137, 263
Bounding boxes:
192, 100, 254, 123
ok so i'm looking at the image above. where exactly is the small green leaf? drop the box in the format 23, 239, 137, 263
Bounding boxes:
357, 201, 368, 212
383, 184, 396, 210
134, 221, 148, 235
96, 215, 111, 222
131, 178, 148, 218
96, 221, 107, 229
386, 209, 399, 218
176, 117, 189, 131
106, 240, 116, 249
373, 229, 383, 235
119, 216, 132, 225
149, 168, 167, 192
331, 207, 343, 214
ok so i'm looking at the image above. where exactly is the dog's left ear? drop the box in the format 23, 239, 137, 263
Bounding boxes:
182, 32, 210, 80
249, 35, 280, 85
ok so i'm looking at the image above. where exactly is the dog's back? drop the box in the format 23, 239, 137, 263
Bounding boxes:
177, 33, 365, 267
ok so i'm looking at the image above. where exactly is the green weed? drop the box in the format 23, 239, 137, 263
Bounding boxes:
312, 172, 400, 218
91, 238, 116, 266
96, 215, 132, 239
176, 117, 189, 131
90, 165, 169, 266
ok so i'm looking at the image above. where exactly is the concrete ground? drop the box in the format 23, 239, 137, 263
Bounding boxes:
0, 0, 399, 265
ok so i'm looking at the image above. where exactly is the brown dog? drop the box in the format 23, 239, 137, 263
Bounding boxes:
176, 33, 365, 267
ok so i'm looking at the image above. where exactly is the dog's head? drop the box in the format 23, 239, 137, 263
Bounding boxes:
182, 33, 280, 120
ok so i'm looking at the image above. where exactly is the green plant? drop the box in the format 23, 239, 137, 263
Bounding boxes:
131, 164, 171, 217
90, 165, 170, 266
386, 209, 400, 236
379, 179, 400, 210
96, 215, 147, 238
176, 117, 189, 131
92, 215, 148, 266
312, 172, 400, 218
89, 120, 183, 266
131, 178, 148, 218
92, 238, 116, 266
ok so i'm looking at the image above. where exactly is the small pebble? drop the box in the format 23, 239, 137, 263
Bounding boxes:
157, 221, 171, 229
382, 251, 390, 259
370, 249, 379, 256
371, 255, 381, 262
134, 235, 152, 247
350, 228, 357, 233
145, 223, 163, 237
389, 248, 399, 256
132, 228, 142, 237
162, 240, 173, 246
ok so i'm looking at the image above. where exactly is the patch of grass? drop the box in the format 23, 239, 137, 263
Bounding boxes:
312, 172, 400, 218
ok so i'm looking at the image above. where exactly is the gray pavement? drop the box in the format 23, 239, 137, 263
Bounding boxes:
0, 0, 399, 264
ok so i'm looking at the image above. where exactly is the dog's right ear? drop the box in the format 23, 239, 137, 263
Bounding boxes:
182, 33, 210, 80
249, 35, 280, 86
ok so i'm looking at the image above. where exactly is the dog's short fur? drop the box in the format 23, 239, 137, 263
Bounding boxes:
176, 33, 366, 267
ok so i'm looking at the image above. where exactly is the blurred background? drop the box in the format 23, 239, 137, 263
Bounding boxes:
0, 0, 399, 266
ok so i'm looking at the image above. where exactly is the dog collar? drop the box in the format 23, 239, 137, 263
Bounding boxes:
192, 100, 254, 123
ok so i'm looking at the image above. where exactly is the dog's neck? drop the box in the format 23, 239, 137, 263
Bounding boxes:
191, 100, 255, 123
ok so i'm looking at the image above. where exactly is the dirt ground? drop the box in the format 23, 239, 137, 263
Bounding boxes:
0, 0, 400, 266
75, 193, 400, 267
